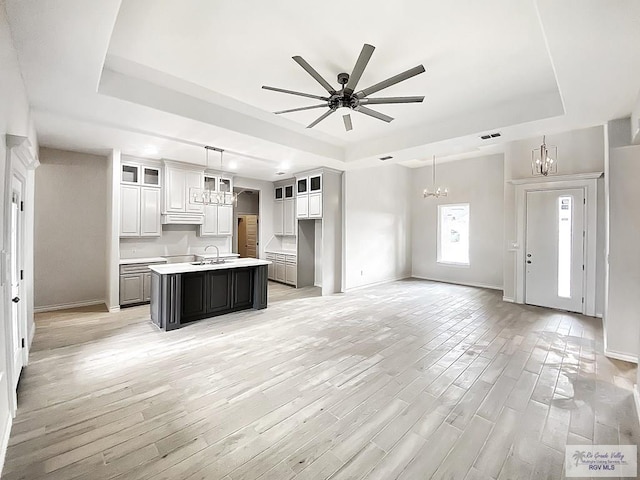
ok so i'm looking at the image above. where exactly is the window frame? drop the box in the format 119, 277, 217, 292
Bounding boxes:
437, 203, 470, 266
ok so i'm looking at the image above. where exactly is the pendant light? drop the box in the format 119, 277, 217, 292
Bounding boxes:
190, 146, 238, 206
531, 135, 557, 176
423, 155, 448, 198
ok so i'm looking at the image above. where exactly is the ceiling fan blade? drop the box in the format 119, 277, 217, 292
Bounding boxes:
307, 109, 335, 128
292, 56, 336, 94
262, 86, 329, 101
356, 65, 426, 98
355, 106, 394, 123
274, 104, 328, 114
360, 96, 424, 105
344, 44, 375, 96
343, 114, 353, 132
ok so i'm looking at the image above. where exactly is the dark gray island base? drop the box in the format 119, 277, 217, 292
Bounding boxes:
149, 259, 269, 331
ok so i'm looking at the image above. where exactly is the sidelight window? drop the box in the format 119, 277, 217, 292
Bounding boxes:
557, 195, 572, 298
437, 204, 470, 265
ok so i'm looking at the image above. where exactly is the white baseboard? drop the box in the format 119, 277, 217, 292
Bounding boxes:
603, 347, 637, 364
28, 320, 35, 346
0, 402, 11, 477
411, 275, 503, 292
34, 299, 105, 313
345, 275, 411, 292
634, 385, 640, 425
502, 296, 515, 303
108, 306, 120, 313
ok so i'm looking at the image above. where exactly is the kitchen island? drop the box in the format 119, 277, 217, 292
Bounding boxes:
149, 258, 270, 331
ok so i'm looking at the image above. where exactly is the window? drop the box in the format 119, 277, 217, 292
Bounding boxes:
557, 195, 572, 298
438, 204, 470, 265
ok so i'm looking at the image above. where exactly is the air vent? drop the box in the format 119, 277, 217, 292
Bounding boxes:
275, 171, 286, 176
480, 132, 501, 140
379, 155, 393, 161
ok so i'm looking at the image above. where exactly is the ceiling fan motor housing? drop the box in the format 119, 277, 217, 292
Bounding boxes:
337, 72, 350, 85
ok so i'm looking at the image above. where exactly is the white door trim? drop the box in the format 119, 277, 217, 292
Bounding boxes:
4, 135, 38, 417
513, 173, 601, 316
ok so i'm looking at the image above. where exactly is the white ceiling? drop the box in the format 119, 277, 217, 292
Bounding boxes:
5, 0, 640, 180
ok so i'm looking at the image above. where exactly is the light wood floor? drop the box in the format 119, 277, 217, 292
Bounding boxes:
3, 280, 638, 480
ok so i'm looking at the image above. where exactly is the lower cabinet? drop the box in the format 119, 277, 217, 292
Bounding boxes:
120, 262, 164, 306
120, 274, 143, 305
266, 252, 297, 287
266, 253, 276, 279
180, 268, 254, 323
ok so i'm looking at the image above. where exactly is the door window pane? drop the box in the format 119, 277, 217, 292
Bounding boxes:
438, 204, 470, 265
558, 196, 572, 298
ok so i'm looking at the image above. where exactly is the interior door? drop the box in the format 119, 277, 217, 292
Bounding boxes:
10, 183, 24, 389
244, 215, 258, 258
238, 217, 247, 258
525, 188, 585, 312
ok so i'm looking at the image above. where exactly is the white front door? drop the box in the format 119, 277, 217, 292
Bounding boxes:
525, 188, 585, 313
10, 182, 24, 389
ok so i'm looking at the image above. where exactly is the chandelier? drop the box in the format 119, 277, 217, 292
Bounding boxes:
190, 146, 238, 206
423, 155, 448, 198
531, 135, 557, 176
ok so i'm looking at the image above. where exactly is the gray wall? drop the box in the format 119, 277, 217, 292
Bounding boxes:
235, 190, 259, 214
411, 154, 504, 289
35, 148, 108, 309
345, 164, 412, 289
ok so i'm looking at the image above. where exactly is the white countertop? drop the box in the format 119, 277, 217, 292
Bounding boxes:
265, 250, 297, 255
149, 258, 270, 275
119, 257, 168, 265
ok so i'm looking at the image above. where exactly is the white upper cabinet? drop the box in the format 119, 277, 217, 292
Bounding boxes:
120, 162, 161, 237
217, 205, 233, 235
120, 185, 141, 237
274, 181, 295, 235
284, 199, 295, 234
273, 200, 284, 235
185, 170, 204, 213
164, 167, 187, 213
140, 187, 161, 236
308, 193, 322, 218
162, 162, 205, 224
296, 171, 323, 219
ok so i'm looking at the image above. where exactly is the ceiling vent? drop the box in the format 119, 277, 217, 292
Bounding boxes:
379, 155, 393, 161
275, 171, 286, 175
480, 132, 501, 140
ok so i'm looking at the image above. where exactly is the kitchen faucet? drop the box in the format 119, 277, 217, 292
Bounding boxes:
204, 245, 221, 264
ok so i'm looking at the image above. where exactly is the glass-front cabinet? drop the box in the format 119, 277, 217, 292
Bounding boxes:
122, 163, 161, 187
297, 178, 307, 194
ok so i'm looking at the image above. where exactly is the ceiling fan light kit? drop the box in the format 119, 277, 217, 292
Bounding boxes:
263, 44, 426, 131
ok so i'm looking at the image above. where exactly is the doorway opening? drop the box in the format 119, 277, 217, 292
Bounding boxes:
233, 188, 259, 258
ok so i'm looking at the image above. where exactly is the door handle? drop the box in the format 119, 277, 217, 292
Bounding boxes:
526, 260, 532, 264
526, 254, 532, 258
12, 297, 20, 303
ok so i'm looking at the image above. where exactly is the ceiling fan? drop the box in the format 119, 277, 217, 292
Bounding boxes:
262, 44, 425, 131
